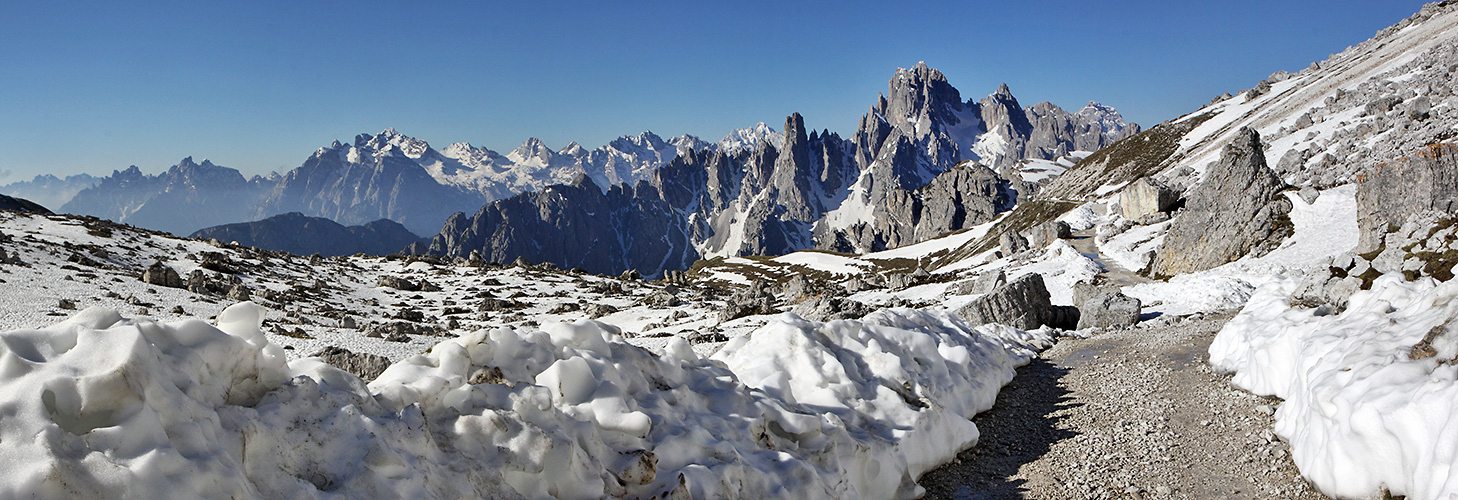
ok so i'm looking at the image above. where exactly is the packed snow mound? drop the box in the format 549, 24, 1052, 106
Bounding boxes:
0, 302, 1049, 499
1211, 275, 1458, 499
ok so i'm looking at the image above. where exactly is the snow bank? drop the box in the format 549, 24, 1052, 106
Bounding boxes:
1211, 275, 1458, 499
0, 302, 1049, 499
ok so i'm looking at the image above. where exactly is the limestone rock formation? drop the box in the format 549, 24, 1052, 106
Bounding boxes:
1355, 143, 1458, 253
1150, 128, 1292, 276
141, 261, 183, 288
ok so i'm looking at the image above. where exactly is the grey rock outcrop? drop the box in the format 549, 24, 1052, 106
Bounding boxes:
1027, 221, 1072, 248
719, 281, 778, 323
999, 230, 1031, 256
954, 273, 1053, 330
792, 296, 874, 322
1150, 128, 1292, 276
951, 270, 1007, 295
1355, 144, 1458, 253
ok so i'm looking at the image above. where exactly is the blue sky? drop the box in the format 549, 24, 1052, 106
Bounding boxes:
0, 0, 1430, 179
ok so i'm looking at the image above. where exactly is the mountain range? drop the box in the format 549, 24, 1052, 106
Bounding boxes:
410, 63, 1138, 276
2, 63, 1136, 267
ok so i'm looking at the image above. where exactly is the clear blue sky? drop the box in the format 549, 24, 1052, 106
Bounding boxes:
0, 0, 1430, 179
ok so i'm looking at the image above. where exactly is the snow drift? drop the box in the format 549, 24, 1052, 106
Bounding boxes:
1211, 275, 1458, 499
0, 302, 1050, 499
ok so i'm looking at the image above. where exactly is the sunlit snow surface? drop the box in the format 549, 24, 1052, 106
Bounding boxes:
1211, 276, 1458, 500
0, 302, 1048, 499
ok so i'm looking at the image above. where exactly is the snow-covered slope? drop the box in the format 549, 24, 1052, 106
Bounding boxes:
0, 208, 1054, 499
1047, 2, 1458, 201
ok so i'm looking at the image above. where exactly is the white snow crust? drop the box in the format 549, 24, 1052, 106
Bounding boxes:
1211, 275, 1458, 499
0, 301, 1049, 499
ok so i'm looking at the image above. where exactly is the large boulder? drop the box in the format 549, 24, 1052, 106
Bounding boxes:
1150, 128, 1292, 276
951, 269, 1007, 295
141, 261, 183, 288
999, 230, 1031, 256
792, 296, 874, 322
311, 346, 392, 382
719, 281, 778, 323
1120, 177, 1180, 219
1027, 221, 1072, 248
1076, 290, 1142, 330
954, 273, 1052, 330
1355, 143, 1458, 253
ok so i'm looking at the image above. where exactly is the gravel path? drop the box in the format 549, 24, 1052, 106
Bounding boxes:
916, 313, 1330, 500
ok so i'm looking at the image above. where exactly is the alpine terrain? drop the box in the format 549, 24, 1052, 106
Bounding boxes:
4, 2, 1458, 500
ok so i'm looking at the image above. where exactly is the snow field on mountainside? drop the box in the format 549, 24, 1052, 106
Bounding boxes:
0, 301, 1050, 499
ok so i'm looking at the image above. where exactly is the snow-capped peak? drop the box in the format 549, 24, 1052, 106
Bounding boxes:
558, 141, 587, 157
718, 122, 783, 153
1075, 101, 1130, 135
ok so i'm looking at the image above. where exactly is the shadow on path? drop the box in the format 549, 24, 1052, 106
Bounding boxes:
917, 358, 1078, 499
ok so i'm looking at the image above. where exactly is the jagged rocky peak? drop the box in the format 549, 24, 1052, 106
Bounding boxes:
978, 82, 1032, 138
610, 131, 668, 151
669, 134, 712, 152
880, 61, 969, 130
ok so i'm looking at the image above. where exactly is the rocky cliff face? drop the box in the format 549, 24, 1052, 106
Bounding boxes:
413, 172, 695, 276
191, 212, 421, 257
62, 158, 273, 236
814, 63, 1133, 253
412, 115, 850, 276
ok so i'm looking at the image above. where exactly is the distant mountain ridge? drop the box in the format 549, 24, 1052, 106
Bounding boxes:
61, 157, 273, 236
22, 63, 1136, 260
44, 128, 720, 236
191, 212, 422, 257
0, 173, 98, 209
